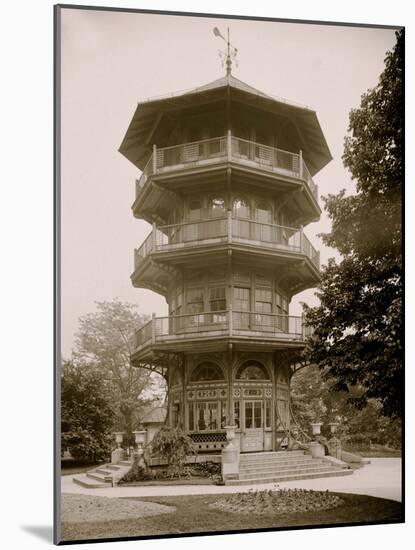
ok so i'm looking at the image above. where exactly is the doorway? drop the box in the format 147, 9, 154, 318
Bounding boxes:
241, 400, 264, 452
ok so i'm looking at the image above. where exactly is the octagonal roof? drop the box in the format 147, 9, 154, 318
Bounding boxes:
119, 74, 332, 177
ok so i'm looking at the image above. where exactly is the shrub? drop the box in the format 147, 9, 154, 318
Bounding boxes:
151, 427, 195, 478
119, 456, 154, 483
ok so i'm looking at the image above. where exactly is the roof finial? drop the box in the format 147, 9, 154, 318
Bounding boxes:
213, 26, 238, 77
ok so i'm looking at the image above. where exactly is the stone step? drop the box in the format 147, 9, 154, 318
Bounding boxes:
106, 464, 121, 471
95, 468, 114, 475
240, 462, 326, 475
72, 474, 112, 489
239, 458, 320, 469
226, 468, 354, 486
86, 472, 113, 482
241, 451, 306, 459
240, 453, 308, 462
238, 465, 340, 480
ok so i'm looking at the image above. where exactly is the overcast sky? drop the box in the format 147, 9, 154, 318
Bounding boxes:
60, 7, 397, 358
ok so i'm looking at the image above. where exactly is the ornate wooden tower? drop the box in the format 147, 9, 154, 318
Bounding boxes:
119, 38, 331, 454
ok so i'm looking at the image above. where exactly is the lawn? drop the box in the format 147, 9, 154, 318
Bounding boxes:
60, 492, 402, 542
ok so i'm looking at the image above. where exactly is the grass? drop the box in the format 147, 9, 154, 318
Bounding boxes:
343, 444, 401, 458
60, 492, 402, 542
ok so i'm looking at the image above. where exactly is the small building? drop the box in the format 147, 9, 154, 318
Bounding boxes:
120, 42, 331, 456
141, 406, 167, 444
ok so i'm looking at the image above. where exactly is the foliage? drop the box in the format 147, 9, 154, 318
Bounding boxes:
211, 489, 343, 515
188, 461, 221, 478
119, 456, 154, 483
304, 30, 403, 418
291, 364, 401, 448
151, 426, 195, 478
72, 299, 166, 446
61, 360, 114, 462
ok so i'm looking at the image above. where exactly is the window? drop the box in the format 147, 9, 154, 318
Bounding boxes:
236, 361, 270, 380
244, 401, 263, 429
208, 197, 226, 217
190, 362, 224, 382
188, 200, 202, 221
275, 291, 289, 331
255, 200, 272, 224
255, 288, 272, 326
232, 197, 250, 219
193, 401, 218, 431
186, 288, 204, 314
233, 287, 250, 328
209, 286, 226, 323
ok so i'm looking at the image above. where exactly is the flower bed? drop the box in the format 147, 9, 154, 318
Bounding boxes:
210, 489, 344, 515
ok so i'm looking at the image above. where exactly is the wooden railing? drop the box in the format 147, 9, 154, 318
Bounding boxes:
132, 309, 309, 352
134, 134, 318, 201
134, 214, 319, 270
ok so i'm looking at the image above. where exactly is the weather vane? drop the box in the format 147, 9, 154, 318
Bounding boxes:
213, 27, 238, 76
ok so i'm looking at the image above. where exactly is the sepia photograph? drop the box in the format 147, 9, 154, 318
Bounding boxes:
55, 5, 403, 544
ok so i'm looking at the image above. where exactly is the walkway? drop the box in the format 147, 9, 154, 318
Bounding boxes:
61, 457, 402, 503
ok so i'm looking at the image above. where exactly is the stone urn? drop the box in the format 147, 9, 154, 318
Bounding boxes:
133, 430, 147, 468
310, 422, 323, 436
113, 431, 125, 448
111, 432, 126, 465
133, 430, 147, 448
224, 425, 237, 449
328, 422, 339, 435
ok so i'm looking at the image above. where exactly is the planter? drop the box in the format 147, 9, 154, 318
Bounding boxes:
133, 430, 147, 447
310, 422, 323, 436
113, 432, 126, 448
328, 422, 339, 435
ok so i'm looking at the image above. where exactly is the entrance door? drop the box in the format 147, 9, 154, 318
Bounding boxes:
241, 400, 264, 452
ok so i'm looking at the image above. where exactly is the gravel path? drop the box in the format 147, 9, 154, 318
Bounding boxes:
61, 494, 175, 523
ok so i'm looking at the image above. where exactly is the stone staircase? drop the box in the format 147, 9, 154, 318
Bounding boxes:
72, 459, 133, 488
225, 450, 353, 486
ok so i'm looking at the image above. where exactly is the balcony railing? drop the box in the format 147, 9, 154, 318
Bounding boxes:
134, 214, 320, 270
132, 309, 311, 352
135, 134, 318, 201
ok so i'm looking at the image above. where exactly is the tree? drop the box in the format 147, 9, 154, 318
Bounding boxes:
291, 365, 401, 448
73, 299, 166, 445
304, 30, 403, 418
61, 360, 115, 462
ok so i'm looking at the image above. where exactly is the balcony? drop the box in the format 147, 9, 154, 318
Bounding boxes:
134, 215, 320, 272
132, 310, 314, 356
135, 134, 318, 202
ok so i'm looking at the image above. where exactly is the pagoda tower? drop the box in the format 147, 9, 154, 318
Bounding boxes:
119, 43, 331, 455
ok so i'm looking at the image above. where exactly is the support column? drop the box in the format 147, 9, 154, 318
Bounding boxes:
227, 348, 234, 426
152, 144, 157, 173
271, 353, 277, 451
181, 354, 186, 430
299, 149, 303, 178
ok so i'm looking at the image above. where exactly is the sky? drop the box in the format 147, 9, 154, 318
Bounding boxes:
60, 7, 397, 358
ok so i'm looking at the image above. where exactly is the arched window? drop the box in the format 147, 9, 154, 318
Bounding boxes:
188, 199, 202, 221
208, 196, 226, 217
190, 362, 224, 382
232, 197, 250, 219
236, 361, 269, 380
255, 200, 272, 224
